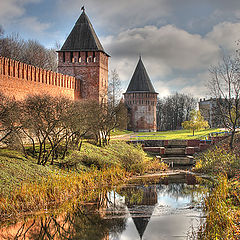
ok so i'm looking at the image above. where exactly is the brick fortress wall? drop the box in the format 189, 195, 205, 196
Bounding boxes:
0, 56, 81, 100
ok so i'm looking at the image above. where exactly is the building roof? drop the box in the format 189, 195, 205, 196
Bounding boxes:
125, 57, 157, 93
59, 10, 108, 54
132, 213, 152, 239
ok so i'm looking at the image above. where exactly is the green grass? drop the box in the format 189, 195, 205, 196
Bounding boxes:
110, 129, 133, 136
0, 141, 166, 197
130, 128, 226, 140
0, 149, 52, 196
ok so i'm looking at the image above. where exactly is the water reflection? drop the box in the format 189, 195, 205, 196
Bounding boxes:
0, 173, 207, 240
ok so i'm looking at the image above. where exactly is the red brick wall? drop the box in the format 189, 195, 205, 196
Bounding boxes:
124, 92, 158, 132
0, 57, 81, 100
58, 51, 108, 103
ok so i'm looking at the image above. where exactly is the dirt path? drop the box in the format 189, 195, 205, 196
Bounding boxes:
111, 133, 134, 140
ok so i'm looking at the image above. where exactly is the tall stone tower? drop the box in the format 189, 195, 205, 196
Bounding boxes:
57, 8, 109, 103
124, 57, 158, 132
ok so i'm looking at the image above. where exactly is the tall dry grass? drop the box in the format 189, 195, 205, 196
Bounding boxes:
0, 166, 127, 221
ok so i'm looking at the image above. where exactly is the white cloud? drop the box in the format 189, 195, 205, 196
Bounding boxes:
154, 81, 171, 98
104, 20, 240, 97
0, 0, 40, 24
105, 23, 224, 96
19, 17, 51, 34
57, 0, 170, 33
206, 22, 240, 52
105, 25, 220, 73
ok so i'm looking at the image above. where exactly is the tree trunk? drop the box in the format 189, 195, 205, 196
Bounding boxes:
229, 129, 235, 149
38, 142, 42, 165
78, 139, 83, 151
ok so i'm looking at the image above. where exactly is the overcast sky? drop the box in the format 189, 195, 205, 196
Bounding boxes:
1, 0, 240, 99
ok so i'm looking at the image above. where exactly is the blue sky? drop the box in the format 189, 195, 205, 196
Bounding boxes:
1, 0, 240, 98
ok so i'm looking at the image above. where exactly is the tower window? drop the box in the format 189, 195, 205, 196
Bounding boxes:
63, 52, 65, 62
79, 57, 82, 63
93, 52, 96, 62
87, 56, 92, 63
70, 52, 73, 62
85, 52, 88, 62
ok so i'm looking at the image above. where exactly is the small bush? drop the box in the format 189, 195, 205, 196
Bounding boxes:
64, 141, 153, 175
106, 142, 147, 174
194, 146, 239, 177
145, 157, 168, 173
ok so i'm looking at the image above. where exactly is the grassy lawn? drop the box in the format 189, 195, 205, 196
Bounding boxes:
129, 128, 227, 140
111, 129, 133, 136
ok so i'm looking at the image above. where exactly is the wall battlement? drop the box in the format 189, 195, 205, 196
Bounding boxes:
0, 56, 81, 100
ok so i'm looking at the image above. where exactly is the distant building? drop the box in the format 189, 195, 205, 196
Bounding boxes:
124, 57, 158, 132
199, 98, 223, 128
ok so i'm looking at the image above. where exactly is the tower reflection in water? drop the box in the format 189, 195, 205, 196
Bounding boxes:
0, 174, 204, 240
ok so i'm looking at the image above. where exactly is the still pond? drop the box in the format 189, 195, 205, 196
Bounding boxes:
0, 173, 209, 240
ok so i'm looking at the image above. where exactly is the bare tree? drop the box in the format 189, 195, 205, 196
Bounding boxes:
0, 32, 25, 62
156, 93, 197, 131
209, 54, 240, 148
0, 93, 19, 141
88, 100, 127, 146
0, 92, 27, 154
21, 95, 69, 165
0, 30, 57, 71
61, 100, 92, 158
108, 69, 122, 107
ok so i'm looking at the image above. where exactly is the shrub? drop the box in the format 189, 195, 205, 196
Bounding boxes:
106, 142, 147, 174
194, 146, 239, 177
198, 174, 240, 239
62, 141, 148, 174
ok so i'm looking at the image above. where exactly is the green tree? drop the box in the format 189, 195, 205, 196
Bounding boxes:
182, 110, 209, 136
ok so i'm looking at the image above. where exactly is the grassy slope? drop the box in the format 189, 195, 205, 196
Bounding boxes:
0, 141, 167, 219
0, 141, 165, 197
0, 149, 52, 196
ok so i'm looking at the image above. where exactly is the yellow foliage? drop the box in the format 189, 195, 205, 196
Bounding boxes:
182, 110, 209, 135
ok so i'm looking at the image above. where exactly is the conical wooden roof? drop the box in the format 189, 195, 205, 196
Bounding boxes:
132, 212, 153, 239
126, 57, 156, 93
60, 10, 106, 53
